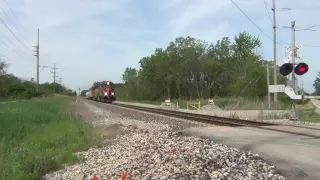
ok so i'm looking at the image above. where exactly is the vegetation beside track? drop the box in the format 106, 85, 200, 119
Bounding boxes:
0, 97, 96, 179
296, 102, 320, 123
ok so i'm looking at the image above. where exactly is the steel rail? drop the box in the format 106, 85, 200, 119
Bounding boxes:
109, 103, 320, 139
111, 102, 277, 127
82, 97, 320, 138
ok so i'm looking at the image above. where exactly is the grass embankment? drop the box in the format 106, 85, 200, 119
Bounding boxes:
0, 97, 95, 179
296, 101, 320, 123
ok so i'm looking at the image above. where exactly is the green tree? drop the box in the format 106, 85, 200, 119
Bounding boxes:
313, 72, 320, 95
80, 90, 89, 96
0, 61, 7, 75
0, 59, 74, 100
117, 31, 287, 102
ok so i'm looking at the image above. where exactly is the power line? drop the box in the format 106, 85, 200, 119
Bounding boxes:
263, 0, 273, 25
230, 0, 320, 48
229, 0, 284, 45
0, 2, 38, 66
0, 7, 29, 43
0, 31, 31, 60
0, 38, 8, 47
0, 17, 32, 53
0, 52, 11, 61
0, 9, 32, 60
300, 44, 320, 47
278, 6, 320, 10
2, 0, 30, 34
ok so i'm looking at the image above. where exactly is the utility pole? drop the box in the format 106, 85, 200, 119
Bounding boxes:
57, 77, 62, 93
272, 0, 278, 103
291, 21, 296, 93
267, 64, 271, 110
51, 63, 58, 93
33, 28, 40, 92
291, 21, 298, 120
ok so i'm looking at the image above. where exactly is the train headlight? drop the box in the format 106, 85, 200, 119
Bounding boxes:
111, 92, 114, 95
104, 92, 108, 96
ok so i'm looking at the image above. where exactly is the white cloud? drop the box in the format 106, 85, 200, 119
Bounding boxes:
0, 0, 319, 93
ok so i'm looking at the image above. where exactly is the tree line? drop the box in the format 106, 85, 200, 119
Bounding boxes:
0, 61, 76, 100
116, 32, 294, 102
313, 73, 320, 95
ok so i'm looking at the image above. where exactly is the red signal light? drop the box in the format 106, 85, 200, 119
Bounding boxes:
294, 62, 308, 75
299, 66, 306, 72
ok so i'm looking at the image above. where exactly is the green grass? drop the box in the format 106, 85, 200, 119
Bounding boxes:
297, 109, 320, 123
296, 103, 320, 123
0, 97, 95, 180
118, 97, 290, 110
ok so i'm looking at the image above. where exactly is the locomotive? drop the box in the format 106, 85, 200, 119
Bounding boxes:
87, 80, 116, 103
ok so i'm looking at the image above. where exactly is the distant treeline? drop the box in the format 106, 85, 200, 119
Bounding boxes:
0, 61, 76, 100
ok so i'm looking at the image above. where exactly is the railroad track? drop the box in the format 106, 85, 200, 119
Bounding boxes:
82, 98, 320, 138
107, 102, 320, 139
111, 102, 277, 127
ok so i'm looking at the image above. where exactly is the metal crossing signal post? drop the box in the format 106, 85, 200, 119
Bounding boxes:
278, 21, 309, 120
291, 21, 296, 95
279, 62, 309, 120
279, 61, 308, 120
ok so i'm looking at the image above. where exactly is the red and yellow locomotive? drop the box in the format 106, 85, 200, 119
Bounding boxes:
88, 80, 116, 103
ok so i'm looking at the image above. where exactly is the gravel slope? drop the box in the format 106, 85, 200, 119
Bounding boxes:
42, 99, 287, 180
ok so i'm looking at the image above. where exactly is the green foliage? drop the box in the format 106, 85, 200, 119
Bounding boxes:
0, 97, 94, 179
116, 32, 289, 104
0, 61, 76, 101
297, 106, 320, 123
313, 72, 320, 95
80, 90, 89, 96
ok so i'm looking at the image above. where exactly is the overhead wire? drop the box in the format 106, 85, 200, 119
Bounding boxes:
2, 0, 30, 34
0, 29, 31, 60
0, 1, 33, 61
0, 18, 32, 53
229, 0, 285, 45
230, 0, 320, 48
0, 52, 10, 60
0, 7, 29, 43
263, 0, 273, 25
279, 6, 320, 10
0, 38, 7, 47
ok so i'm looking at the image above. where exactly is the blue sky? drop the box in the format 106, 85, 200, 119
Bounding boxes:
1, 0, 320, 93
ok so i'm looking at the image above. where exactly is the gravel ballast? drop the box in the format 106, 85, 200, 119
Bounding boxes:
43, 99, 287, 180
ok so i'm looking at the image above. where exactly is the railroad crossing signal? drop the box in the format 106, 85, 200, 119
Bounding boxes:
294, 62, 308, 76
279, 62, 309, 76
279, 63, 293, 76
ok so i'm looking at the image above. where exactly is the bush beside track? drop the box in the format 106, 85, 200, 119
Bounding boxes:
0, 97, 96, 179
